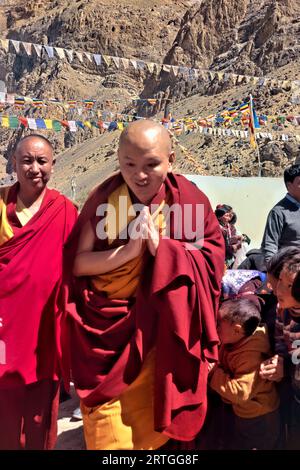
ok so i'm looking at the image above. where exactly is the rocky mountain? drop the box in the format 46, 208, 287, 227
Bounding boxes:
0, 0, 300, 192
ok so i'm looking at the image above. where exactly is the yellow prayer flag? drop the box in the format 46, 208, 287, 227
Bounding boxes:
2, 116, 9, 128
117, 122, 124, 130
102, 55, 112, 67
84, 120, 92, 128
0, 39, 9, 52
44, 119, 53, 130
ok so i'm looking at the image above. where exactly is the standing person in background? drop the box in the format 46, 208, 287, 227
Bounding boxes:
215, 204, 245, 269
0, 135, 77, 450
261, 164, 300, 263
65, 119, 225, 450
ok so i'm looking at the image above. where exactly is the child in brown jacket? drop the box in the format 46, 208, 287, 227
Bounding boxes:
209, 298, 280, 449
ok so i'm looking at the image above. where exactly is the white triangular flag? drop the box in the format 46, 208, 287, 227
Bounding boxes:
93, 54, 102, 66
44, 45, 54, 58
76, 51, 83, 62
120, 57, 129, 69
172, 66, 178, 76
85, 52, 93, 63
137, 60, 145, 70
68, 121, 77, 132
22, 42, 32, 56
10, 39, 20, 53
111, 56, 120, 68
33, 43, 43, 57
130, 59, 137, 70
55, 47, 65, 60
27, 118, 37, 130
65, 49, 74, 62
162, 64, 171, 73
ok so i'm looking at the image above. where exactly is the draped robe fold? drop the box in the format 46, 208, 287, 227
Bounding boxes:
64, 172, 225, 445
0, 183, 77, 449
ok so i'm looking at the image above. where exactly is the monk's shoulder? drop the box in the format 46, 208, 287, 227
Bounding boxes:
61, 194, 79, 213
48, 188, 78, 212
173, 174, 211, 205
0, 185, 13, 202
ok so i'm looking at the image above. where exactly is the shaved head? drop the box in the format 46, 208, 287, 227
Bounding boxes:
14, 134, 53, 158
118, 120, 175, 204
119, 120, 172, 156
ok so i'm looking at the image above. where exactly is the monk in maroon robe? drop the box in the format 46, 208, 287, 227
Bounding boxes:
0, 135, 77, 450
65, 120, 225, 449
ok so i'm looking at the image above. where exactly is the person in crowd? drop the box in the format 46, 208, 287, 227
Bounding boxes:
209, 298, 280, 449
260, 248, 300, 448
261, 164, 300, 263
238, 248, 266, 272
215, 204, 249, 269
0, 134, 77, 450
64, 119, 225, 450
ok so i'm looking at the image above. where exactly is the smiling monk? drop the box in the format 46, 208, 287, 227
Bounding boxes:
0, 135, 77, 449
65, 120, 225, 450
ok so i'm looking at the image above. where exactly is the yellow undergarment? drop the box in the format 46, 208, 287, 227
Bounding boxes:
81, 350, 168, 450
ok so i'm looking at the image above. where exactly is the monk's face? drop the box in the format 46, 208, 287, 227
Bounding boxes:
118, 132, 174, 205
13, 138, 54, 193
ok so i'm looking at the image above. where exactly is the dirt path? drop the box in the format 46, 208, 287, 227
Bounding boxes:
55, 386, 85, 450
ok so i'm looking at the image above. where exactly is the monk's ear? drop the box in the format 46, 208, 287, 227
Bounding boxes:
51, 159, 56, 174
167, 152, 175, 172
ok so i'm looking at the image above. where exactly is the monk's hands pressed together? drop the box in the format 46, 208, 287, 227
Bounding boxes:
142, 207, 160, 256
126, 211, 146, 259
259, 354, 284, 382
127, 207, 160, 258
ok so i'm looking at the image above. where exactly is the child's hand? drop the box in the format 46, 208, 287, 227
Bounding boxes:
207, 362, 216, 373
259, 354, 284, 382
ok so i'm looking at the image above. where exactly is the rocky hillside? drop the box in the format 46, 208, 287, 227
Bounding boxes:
0, 0, 300, 191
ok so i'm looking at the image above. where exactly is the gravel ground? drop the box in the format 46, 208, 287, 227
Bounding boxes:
55, 385, 85, 450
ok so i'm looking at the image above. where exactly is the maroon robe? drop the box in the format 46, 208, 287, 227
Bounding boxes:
64, 173, 225, 442
0, 183, 77, 449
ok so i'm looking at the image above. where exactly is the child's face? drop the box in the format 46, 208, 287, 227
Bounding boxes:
277, 267, 300, 312
218, 305, 244, 344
